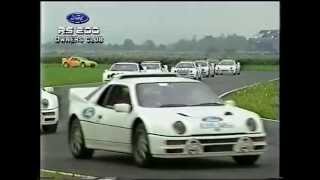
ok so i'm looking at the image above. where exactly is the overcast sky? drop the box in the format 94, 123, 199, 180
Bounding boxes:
41, 1, 279, 45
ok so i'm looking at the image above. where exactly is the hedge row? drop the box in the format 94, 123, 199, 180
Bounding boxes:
41, 56, 279, 66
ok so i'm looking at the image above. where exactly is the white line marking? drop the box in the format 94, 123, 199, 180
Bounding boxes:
262, 118, 279, 122
40, 169, 97, 179
44, 82, 105, 88
218, 78, 279, 98
219, 78, 279, 122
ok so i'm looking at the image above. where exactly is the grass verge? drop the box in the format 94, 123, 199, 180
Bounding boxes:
241, 64, 279, 71
41, 64, 110, 87
41, 63, 278, 87
222, 80, 279, 120
40, 171, 82, 180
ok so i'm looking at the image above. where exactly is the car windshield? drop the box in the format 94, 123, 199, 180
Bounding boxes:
196, 62, 207, 67
142, 63, 161, 70
110, 64, 138, 71
176, 63, 194, 68
219, 60, 235, 65
136, 82, 224, 108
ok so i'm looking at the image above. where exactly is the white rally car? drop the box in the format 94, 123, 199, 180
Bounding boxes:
141, 61, 168, 73
41, 87, 59, 133
171, 61, 202, 80
215, 59, 240, 75
102, 62, 145, 81
68, 73, 267, 167
195, 60, 211, 78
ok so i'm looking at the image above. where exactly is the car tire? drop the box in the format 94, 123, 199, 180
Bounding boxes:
69, 118, 94, 159
133, 123, 153, 167
63, 63, 69, 68
81, 63, 86, 68
232, 155, 260, 165
42, 124, 57, 134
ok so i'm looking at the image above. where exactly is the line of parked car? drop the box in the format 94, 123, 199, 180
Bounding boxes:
102, 59, 241, 82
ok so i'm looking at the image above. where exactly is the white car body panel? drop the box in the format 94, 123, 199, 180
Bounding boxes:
141, 62, 166, 73
68, 74, 266, 158
41, 89, 59, 128
196, 61, 211, 77
172, 62, 201, 79
102, 63, 144, 81
215, 59, 239, 75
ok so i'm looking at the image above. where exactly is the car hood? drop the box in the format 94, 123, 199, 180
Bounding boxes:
145, 69, 162, 72
104, 71, 139, 75
82, 60, 96, 64
137, 105, 264, 136
175, 68, 195, 71
41, 90, 58, 109
216, 65, 235, 70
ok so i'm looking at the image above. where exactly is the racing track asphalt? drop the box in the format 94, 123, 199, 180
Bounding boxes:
41, 71, 280, 179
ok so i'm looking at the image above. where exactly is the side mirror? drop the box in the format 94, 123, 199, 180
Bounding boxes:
224, 100, 236, 106
43, 87, 54, 93
114, 103, 131, 113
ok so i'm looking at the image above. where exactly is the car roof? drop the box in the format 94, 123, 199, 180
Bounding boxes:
177, 61, 195, 64
141, 61, 161, 63
195, 60, 207, 62
109, 76, 199, 86
113, 62, 139, 65
220, 59, 235, 61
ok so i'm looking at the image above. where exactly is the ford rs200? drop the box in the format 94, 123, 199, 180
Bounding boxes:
67, 73, 266, 167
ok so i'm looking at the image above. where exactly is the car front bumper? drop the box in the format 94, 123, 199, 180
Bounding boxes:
148, 133, 267, 158
177, 73, 197, 79
215, 69, 236, 74
201, 70, 209, 76
41, 107, 59, 126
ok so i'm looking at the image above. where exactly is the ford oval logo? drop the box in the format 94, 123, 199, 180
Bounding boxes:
202, 116, 222, 122
66, 12, 89, 24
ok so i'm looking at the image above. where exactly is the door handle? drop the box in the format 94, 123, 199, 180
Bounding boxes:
98, 115, 103, 119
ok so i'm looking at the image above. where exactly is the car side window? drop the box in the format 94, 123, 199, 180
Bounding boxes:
105, 85, 131, 108
97, 86, 113, 107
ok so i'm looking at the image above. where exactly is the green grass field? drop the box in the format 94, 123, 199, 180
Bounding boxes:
41, 64, 110, 86
241, 64, 279, 71
40, 171, 81, 180
222, 80, 279, 120
41, 63, 279, 86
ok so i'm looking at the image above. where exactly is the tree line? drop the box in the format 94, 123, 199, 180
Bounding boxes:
42, 32, 279, 55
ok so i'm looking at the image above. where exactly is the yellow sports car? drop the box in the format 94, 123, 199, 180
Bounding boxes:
62, 56, 98, 68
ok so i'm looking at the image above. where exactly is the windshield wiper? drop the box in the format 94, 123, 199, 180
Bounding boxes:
189, 102, 224, 106
160, 104, 190, 107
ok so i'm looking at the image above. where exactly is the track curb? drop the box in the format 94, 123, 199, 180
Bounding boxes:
40, 169, 98, 179
219, 78, 279, 122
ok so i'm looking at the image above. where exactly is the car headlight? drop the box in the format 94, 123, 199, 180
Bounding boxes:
246, 118, 257, 131
173, 121, 186, 134
41, 98, 49, 109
